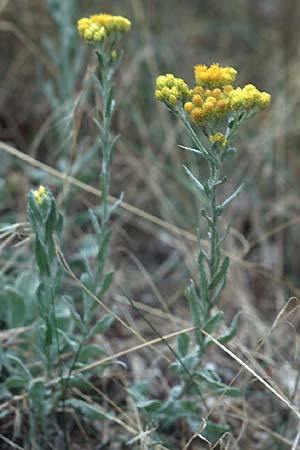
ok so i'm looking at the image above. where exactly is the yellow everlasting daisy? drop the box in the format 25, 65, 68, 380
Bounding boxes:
78, 13, 131, 43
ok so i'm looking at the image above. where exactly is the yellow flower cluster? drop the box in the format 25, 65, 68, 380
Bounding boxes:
229, 84, 271, 111
209, 132, 228, 148
33, 186, 48, 205
78, 13, 131, 43
184, 85, 233, 123
195, 64, 237, 89
155, 64, 271, 126
183, 69, 271, 125
155, 74, 190, 106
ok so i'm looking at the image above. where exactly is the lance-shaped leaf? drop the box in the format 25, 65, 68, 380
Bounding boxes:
211, 277, 226, 306
179, 144, 205, 157
198, 251, 209, 304
195, 369, 241, 397
218, 311, 241, 344
209, 256, 230, 291
88, 208, 102, 243
105, 86, 115, 117
108, 191, 124, 215
203, 311, 224, 334
45, 196, 57, 242
27, 192, 44, 238
185, 281, 202, 326
185, 281, 203, 346
183, 165, 205, 193
66, 399, 114, 421
218, 183, 244, 213
97, 271, 114, 298
88, 314, 114, 338
96, 229, 112, 270
35, 237, 50, 277
177, 333, 190, 357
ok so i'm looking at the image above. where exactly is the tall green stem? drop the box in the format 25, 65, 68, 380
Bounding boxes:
208, 163, 220, 283
98, 53, 115, 227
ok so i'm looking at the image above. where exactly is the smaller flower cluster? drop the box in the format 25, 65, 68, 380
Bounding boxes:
78, 13, 131, 43
155, 74, 190, 106
229, 84, 271, 111
209, 132, 228, 148
33, 186, 48, 205
195, 64, 237, 89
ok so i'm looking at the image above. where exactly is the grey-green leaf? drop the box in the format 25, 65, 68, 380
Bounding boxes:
66, 399, 114, 421
218, 311, 241, 344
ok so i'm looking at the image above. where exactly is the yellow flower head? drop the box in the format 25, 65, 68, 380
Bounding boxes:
33, 186, 48, 205
184, 84, 232, 124
155, 74, 190, 107
78, 13, 131, 43
195, 64, 237, 89
229, 85, 271, 111
209, 132, 228, 148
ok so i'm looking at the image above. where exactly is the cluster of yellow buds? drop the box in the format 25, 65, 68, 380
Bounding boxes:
229, 84, 271, 111
33, 186, 48, 205
195, 64, 237, 89
156, 64, 271, 127
155, 74, 190, 106
78, 13, 131, 43
184, 85, 233, 123
209, 132, 228, 148
184, 65, 270, 125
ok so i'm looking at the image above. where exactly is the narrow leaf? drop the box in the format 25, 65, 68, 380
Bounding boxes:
203, 311, 224, 334
66, 399, 114, 421
178, 144, 204, 156
35, 238, 50, 277
218, 311, 241, 344
183, 166, 205, 193
209, 256, 230, 290
97, 271, 114, 298
45, 196, 57, 242
177, 333, 190, 357
219, 183, 244, 212
88, 314, 114, 338
198, 251, 209, 303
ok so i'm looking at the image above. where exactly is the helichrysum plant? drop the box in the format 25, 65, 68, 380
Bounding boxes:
77, 13, 131, 293
131, 64, 270, 445
73, 22, 131, 428
0, 12, 131, 450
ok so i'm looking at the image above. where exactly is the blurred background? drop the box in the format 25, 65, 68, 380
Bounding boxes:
1, 0, 300, 448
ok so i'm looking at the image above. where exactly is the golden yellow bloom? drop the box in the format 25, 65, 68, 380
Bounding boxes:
206, 96, 217, 104
257, 92, 271, 109
195, 64, 237, 89
184, 102, 194, 113
229, 85, 271, 111
209, 132, 228, 148
191, 107, 205, 122
203, 101, 215, 112
192, 94, 203, 106
184, 84, 232, 124
78, 13, 131, 43
193, 86, 204, 96
155, 74, 190, 106
224, 85, 233, 93
158, 63, 271, 126
212, 88, 222, 97
33, 186, 48, 205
